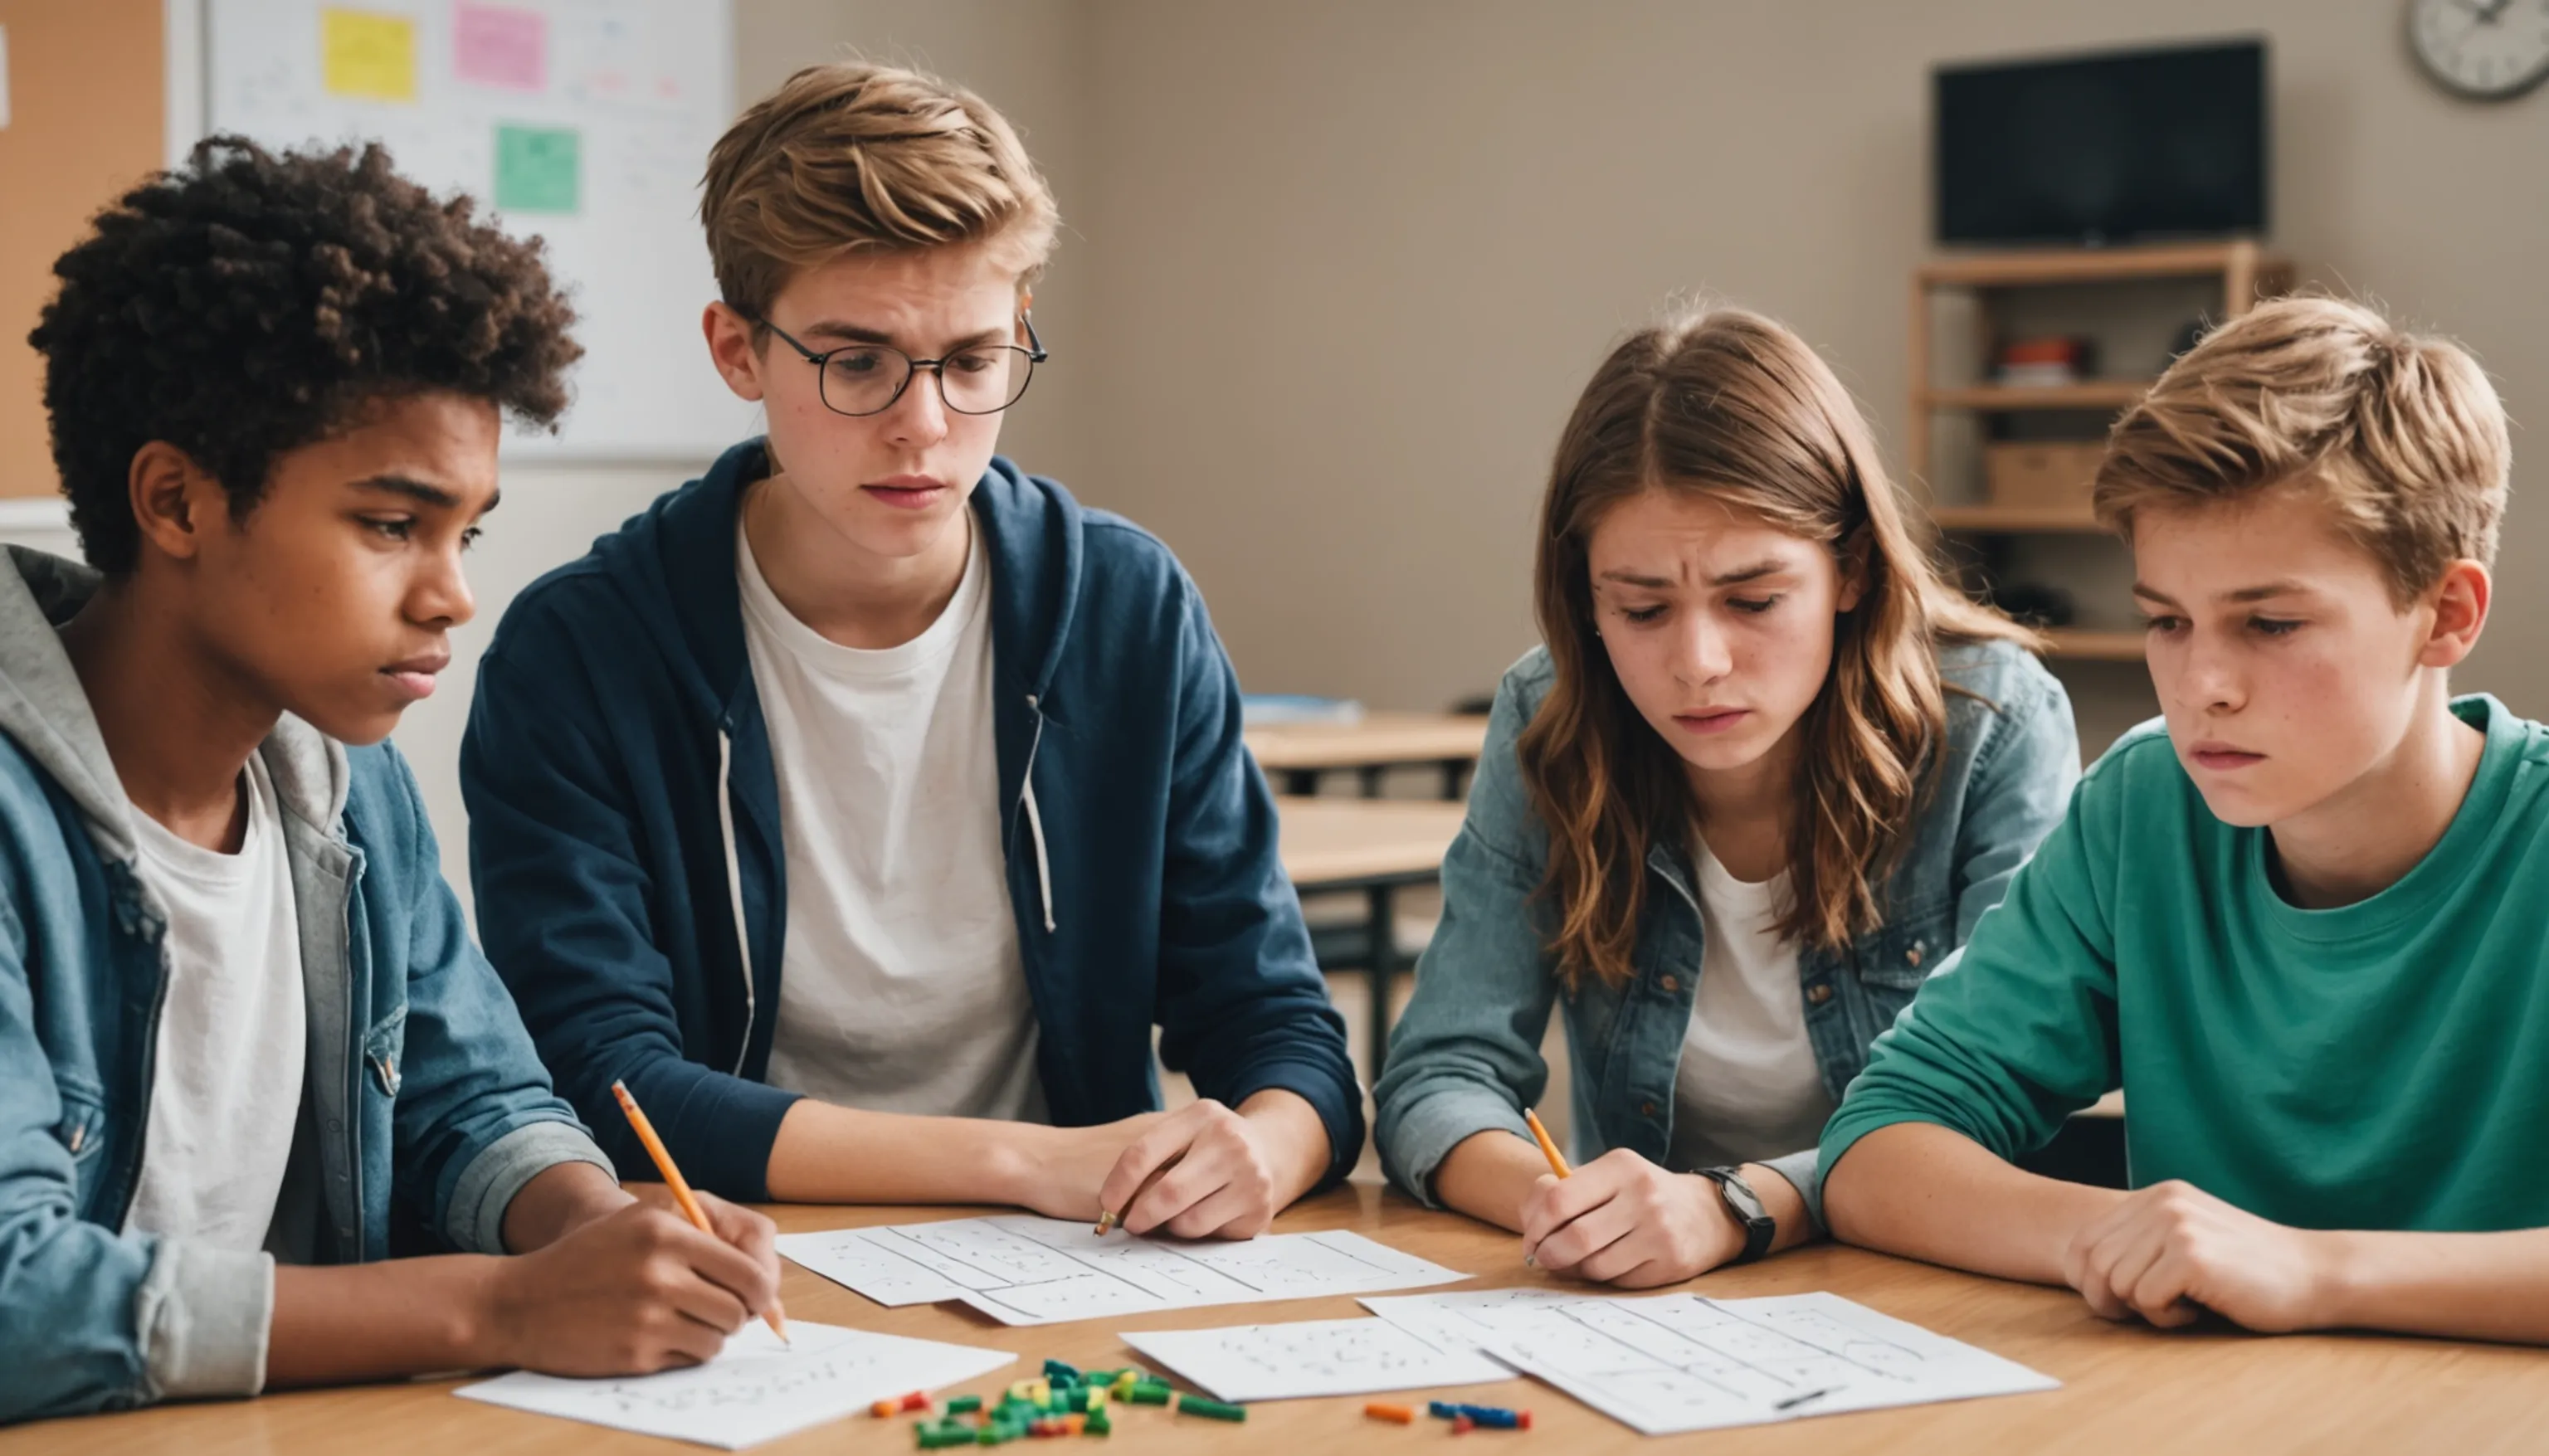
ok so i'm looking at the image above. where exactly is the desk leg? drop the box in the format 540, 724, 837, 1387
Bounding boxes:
1439, 757, 1470, 801
1358, 764, 1387, 799
1284, 768, 1321, 796
1366, 883, 1399, 1083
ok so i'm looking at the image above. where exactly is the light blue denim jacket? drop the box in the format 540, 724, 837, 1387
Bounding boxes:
0, 549, 612, 1422
1374, 638, 2077, 1227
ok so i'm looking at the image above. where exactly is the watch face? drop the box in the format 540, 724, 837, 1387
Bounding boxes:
1711, 1169, 1770, 1221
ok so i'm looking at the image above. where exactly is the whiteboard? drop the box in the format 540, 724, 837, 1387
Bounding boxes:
202, 0, 758, 459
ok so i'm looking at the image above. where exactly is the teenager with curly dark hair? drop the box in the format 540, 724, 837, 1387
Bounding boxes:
0, 137, 781, 1423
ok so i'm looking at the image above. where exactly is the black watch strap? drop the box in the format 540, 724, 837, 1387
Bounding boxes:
1697, 1166, 1777, 1264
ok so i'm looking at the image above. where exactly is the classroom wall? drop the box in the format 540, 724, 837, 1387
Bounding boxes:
737, 0, 1099, 489
1050, 1, 2547, 757
0, 0, 1107, 908
409, 0, 1103, 906
8, 3, 2541, 891
0, 1, 165, 500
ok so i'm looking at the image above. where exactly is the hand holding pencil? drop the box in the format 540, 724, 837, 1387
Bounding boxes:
1523, 1107, 1572, 1179
470, 1090, 787, 1376
614, 1079, 791, 1343
1517, 1106, 1760, 1287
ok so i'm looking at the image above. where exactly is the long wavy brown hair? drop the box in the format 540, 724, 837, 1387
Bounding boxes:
1518, 307, 2036, 991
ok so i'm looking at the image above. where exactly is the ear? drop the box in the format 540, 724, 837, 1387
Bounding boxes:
702, 302, 769, 403
1835, 533, 1872, 615
125, 441, 224, 565
2419, 559, 2490, 670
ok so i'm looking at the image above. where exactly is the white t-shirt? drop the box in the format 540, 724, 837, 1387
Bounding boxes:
123, 754, 307, 1252
1665, 841, 1834, 1171
741, 518, 1048, 1122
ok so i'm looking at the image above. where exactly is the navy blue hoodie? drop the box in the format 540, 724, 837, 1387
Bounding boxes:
462, 441, 1362, 1199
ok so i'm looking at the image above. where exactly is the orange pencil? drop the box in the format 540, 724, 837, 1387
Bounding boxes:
612, 1079, 789, 1344
1522, 1107, 1571, 1179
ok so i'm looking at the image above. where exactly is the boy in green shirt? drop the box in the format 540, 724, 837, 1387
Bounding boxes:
1820, 297, 2549, 1343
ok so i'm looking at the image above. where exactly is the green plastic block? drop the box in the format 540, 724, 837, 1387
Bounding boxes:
1177, 1395, 1246, 1422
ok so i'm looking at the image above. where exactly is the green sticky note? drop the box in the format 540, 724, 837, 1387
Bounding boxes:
495, 124, 579, 213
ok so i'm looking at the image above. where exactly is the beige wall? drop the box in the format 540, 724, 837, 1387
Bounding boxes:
247, 1, 2549, 892
1059, 1, 2547, 753
738, 0, 1099, 488
413, 0, 1102, 905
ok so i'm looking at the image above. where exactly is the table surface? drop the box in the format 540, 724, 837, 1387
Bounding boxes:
18, 1184, 2547, 1456
1275, 796, 1468, 889
1244, 714, 1490, 772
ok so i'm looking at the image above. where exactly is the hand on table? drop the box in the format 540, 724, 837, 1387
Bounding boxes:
480, 1191, 783, 1376
2062, 1180, 2337, 1332
1520, 1148, 1747, 1288
1097, 1098, 1304, 1240
1007, 1112, 1169, 1222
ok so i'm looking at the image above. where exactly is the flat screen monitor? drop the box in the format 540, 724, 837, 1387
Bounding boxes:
1935, 38, 2268, 246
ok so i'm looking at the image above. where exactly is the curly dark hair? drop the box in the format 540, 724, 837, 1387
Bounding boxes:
30, 136, 582, 573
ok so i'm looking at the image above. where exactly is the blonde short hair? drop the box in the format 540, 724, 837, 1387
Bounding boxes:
2093, 297, 2510, 605
701, 61, 1059, 319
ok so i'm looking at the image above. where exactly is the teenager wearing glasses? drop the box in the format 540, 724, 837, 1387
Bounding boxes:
461, 63, 1358, 1235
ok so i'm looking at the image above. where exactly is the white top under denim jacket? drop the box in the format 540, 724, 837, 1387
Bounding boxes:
0, 549, 612, 1421
1372, 638, 2079, 1229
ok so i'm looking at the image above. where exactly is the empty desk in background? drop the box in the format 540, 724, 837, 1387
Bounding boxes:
1246, 713, 1490, 799
1276, 796, 1466, 1080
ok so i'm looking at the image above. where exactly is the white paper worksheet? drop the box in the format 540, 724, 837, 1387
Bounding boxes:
777, 1215, 1470, 1326
453, 1322, 1016, 1449
1120, 1317, 1514, 1403
1361, 1289, 2057, 1435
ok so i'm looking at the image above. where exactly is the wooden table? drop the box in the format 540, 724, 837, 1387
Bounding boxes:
1245, 713, 1490, 800
22, 1185, 2547, 1455
1277, 796, 1467, 1080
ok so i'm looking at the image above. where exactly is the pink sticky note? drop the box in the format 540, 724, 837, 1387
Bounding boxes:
455, 2, 544, 91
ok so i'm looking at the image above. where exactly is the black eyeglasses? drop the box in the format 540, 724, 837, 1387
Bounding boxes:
753, 313, 1048, 417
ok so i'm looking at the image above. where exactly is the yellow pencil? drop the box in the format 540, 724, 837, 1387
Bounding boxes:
1522, 1107, 1571, 1179
1093, 1153, 1182, 1236
612, 1079, 789, 1344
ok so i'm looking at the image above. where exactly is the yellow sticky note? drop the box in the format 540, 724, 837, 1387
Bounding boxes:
323, 9, 417, 102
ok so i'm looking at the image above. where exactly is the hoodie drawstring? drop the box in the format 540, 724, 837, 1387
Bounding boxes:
1022, 695, 1055, 933
715, 729, 757, 1074
1022, 780, 1056, 934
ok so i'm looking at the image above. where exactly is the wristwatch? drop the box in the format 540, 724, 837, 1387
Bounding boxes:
1696, 1166, 1777, 1264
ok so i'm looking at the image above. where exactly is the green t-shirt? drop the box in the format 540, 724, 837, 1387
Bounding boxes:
1822, 695, 2549, 1232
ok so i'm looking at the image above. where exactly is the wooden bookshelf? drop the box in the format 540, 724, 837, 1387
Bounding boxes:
1911, 242, 2293, 692
1920, 382, 2152, 411
2042, 629, 2147, 663
1908, 241, 2292, 498
1917, 241, 2295, 290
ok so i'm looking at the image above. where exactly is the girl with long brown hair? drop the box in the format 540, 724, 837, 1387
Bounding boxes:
1373, 306, 2079, 1283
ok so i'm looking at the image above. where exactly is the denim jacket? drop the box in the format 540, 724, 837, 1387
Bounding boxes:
0, 549, 612, 1422
1374, 638, 2077, 1226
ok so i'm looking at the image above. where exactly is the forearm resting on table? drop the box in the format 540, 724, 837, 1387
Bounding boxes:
2316, 1228, 2549, 1344
768, 1101, 1053, 1205
766, 1088, 1332, 1210
502, 1159, 636, 1253
270, 1161, 631, 1388
1435, 1128, 1814, 1253
1233, 1086, 1333, 1206
1822, 1121, 2122, 1283
267, 1255, 501, 1388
